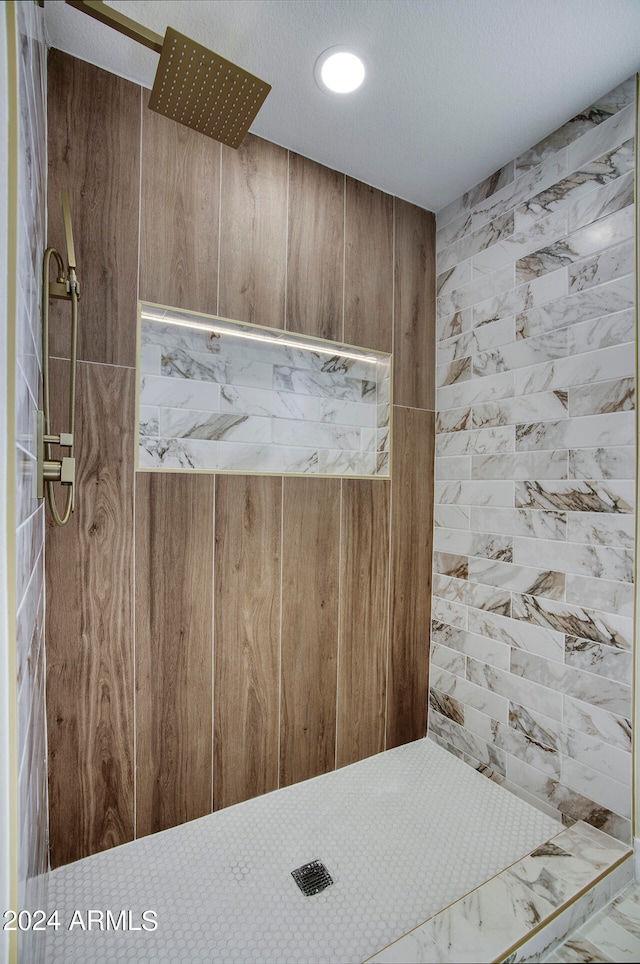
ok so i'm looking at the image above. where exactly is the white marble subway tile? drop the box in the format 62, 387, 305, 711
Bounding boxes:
473, 269, 567, 328
141, 344, 162, 374
318, 397, 377, 427
467, 657, 563, 721
511, 650, 632, 718
433, 528, 513, 561
139, 406, 159, 436
433, 505, 470, 530
514, 343, 635, 396
563, 695, 631, 754
140, 372, 221, 412
566, 511, 635, 549
513, 535, 633, 582
471, 504, 567, 541
436, 356, 472, 388
429, 666, 509, 722
474, 328, 569, 377
139, 436, 219, 470
569, 445, 635, 480
580, 912, 640, 961
161, 410, 271, 444
141, 319, 224, 356
472, 450, 567, 480
273, 365, 373, 402
437, 263, 515, 318
435, 456, 472, 480
565, 636, 633, 686
511, 592, 633, 650
434, 479, 514, 507
436, 406, 472, 434
567, 168, 635, 235
515, 479, 634, 514
465, 709, 561, 778
516, 411, 635, 452
509, 702, 560, 752
161, 346, 275, 391
429, 712, 507, 775
437, 162, 515, 229
562, 724, 632, 787
437, 307, 473, 344
455, 210, 516, 266
517, 277, 635, 342
430, 595, 468, 628
468, 557, 565, 602
565, 573, 634, 618
437, 317, 515, 364
557, 819, 632, 868
431, 643, 466, 677
514, 80, 635, 173
568, 377, 634, 417
215, 442, 319, 474
472, 390, 568, 428
437, 259, 472, 297
436, 208, 474, 248
220, 384, 320, 420
435, 424, 514, 457
436, 369, 514, 411
317, 449, 378, 476
468, 606, 564, 661
472, 209, 568, 276
567, 104, 636, 172
433, 572, 511, 615
568, 238, 634, 294
472, 154, 568, 229
517, 138, 634, 226
562, 758, 630, 820
433, 551, 469, 579
272, 418, 361, 450
431, 620, 511, 669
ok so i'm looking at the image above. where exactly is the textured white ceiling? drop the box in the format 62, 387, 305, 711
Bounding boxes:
44, 0, 640, 212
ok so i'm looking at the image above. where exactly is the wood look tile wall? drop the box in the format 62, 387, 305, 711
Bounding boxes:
45, 50, 436, 867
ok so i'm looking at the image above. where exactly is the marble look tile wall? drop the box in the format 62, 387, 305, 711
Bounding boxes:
138, 308, 391, 477
431, 77, 636, 843
14, 1, 48, 960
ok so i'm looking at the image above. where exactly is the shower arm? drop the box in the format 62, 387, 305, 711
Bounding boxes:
37, 188, 80, 526
65, 1, 164, 54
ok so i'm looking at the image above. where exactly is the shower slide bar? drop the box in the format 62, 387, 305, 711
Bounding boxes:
37, 188, 80, 526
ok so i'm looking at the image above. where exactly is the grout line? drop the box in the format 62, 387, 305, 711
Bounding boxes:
277, 476, 284, 789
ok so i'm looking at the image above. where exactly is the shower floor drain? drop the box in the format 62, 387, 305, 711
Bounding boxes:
291, 860, 334, 896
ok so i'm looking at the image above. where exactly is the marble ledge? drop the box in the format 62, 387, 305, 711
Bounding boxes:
365, 822, 632, 964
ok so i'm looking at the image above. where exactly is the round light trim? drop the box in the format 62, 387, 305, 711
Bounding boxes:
314, 46, 366, 94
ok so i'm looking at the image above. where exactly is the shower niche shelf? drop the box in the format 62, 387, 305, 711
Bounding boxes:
136, 302, 391, 478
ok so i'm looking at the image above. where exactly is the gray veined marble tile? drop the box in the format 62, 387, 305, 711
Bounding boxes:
273, 364, 374, 402
510, 650, 632, 719
433, 527, 513, 562
563, 696, 631, 754
436, 259, 472, 297
514, 343, 636, 397
436, 356, 472, 388
569, 238, 635, 294
516, 411, 635, 453
437, 368, 514, 412
567, 307, 635, 354
509, 703, 560, 752
431, 620, 511, 669
567, 169, 635, 235
437, 263, 515, 318
566, 511, 635, 550
562, 757, 631, 821
467, 657, 563, 721
565, 573, 634, 618
430, 665, 510, 722
430, 643, 466, 678
565, 637, 633, 686
318, 397, 378, 427
515, 206, 634, 284
220, 384, 320, 420
430, 595, 468, 628
139, 436, 218, 470
272, 418, 361, 450
516, 275, 634, 341
464, 710, 561, 779
139, 406, 159, 436
140, 343, 161, 374
562, 718, 632, 786
470, 505, 567, 541
436, 208, 474, 245
468, 556, 565, 602
433, 504, 470, 530
436, 161, 515, 229
467, 606, 564, 661
216, 441, 319, 474
435, 455, 472, 479
568, 377, 634, 417
517, 138, 634, 225
433, 572, 511, 615
511, 592, 633, 651
513, 535, 633, 583
428, 711, 507, 775
433, 550, 469, 579
472, 391, 568, 428
437, 317, 515, 365
161, 410, 271, 444
161, 346, 274, 390
436, 307, 473, 343
472, 209, 567, 277
141, 319, 224, 356
472, 450, 567, 481
140, 372, 221, 413
567, 101, 636, 172
435, 424, 514, 457
556, 819, 631, 867
436, 406, 472, 434
430, 687, 465, 724
317, 449, 378, 476
515, 79, 635, 173
434, 479, 514, 507
473, 268, 567, 328
569, 446, 635, 481
473, 328, 569, 377
515, 480, 635, 513
472, 154, 568, 229
456, 209, 515, 265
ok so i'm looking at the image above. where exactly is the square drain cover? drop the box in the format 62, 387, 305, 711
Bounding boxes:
291, 860, 334, 896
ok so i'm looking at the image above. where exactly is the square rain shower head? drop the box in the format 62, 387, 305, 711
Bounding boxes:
148, 27, 272, 149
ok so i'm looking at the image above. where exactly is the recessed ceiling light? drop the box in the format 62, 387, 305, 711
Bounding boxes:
314, 46, 366, 94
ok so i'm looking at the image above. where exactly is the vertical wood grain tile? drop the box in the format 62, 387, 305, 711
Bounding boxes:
286, 153, 344, 340
47, 51, 140, 367
218, 134, 288, 327
280, 478, 340, 786
387, 406, 435, 748
337, 479, 390, 768
135, 473, 214, 838
213, 476, 281, 810
344, 178, 393, 352
394, 200, 436, 409
140, 91, 220, 315
45, 360, 135, 868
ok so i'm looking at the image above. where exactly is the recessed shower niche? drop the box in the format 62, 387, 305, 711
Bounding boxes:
137, 302, 392, 477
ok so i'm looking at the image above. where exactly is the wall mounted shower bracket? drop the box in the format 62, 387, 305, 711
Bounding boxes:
36, 412, 75, 500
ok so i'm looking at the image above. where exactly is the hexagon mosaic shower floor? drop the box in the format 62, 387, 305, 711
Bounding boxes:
45, 738, 562, 963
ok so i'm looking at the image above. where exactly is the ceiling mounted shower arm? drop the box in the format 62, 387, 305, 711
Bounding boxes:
65, 0, 163, 54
